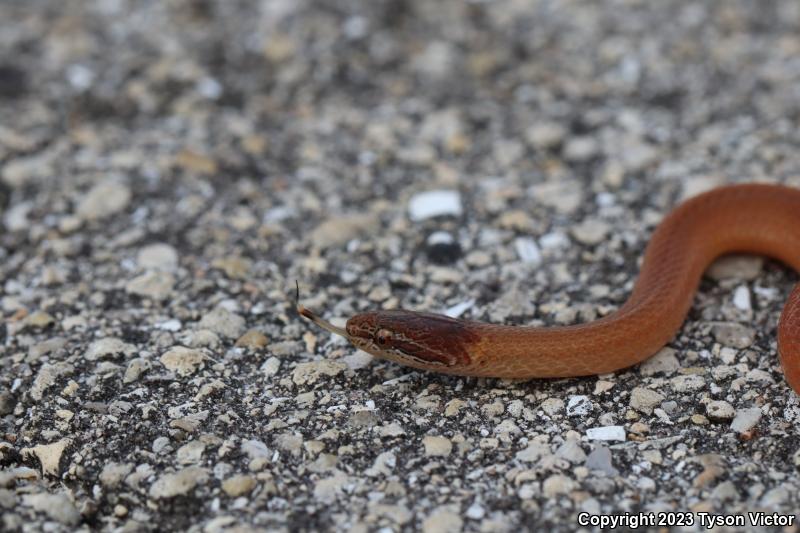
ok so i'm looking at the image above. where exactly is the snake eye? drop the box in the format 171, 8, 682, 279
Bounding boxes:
375, 329, 393, 345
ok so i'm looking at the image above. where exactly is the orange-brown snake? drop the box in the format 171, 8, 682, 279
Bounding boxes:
298, 183, 800, 394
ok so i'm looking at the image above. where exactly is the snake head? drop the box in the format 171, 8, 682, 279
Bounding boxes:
345, 310, 475, 370
295, 285, 476, 372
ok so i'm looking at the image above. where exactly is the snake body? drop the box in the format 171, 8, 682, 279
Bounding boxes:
299, 184, 800, 394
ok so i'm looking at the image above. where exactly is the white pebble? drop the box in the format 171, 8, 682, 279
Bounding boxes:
157, 319, 182, 332
571, 219, 610, 245
567, 395, 593, 417
596, 192, 616, 207
408, 190, 462, 221
731, 407, 762, 433
427, 231, 455, 245
514, 237, 542, 265
196, 77, 222, 99
732, 285, 751, 311
67, 64, 95, 90
137, 243, 179, 272
539, 231, 570, 250
466, 502, 485, 520
445, 299, 474, 318
4, 202, 31, 231
586, 426, 626, 442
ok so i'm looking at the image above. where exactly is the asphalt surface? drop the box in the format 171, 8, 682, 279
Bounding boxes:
2, 1, 800, 531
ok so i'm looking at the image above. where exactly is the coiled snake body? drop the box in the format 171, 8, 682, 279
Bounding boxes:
299, 184, 800, 394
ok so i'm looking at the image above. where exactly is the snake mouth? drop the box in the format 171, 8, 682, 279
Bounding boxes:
390, 349, 451, 367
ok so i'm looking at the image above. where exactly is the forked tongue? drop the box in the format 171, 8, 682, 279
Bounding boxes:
295, 282, 349, 338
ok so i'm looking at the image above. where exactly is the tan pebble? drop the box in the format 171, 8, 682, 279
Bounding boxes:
242, 135, 268, 155
160, 347, 206, 376
542, 474, 575, 497
77, 181, 131, 220
496, 210, 534, 231
444, 399, 466, 417
422, 436, 453, 457
481, 401, 504, 418
707, 255, 764, 281
593, 380, 615, 394
212, 256, 251, 279
706, 400, 735, 420
25, 311, 55, 328
629, 387, 665, 415
222, 474, 257, 497
263, 33, 295, 62
174, 149, 218, 174
304, 441, 325, 455
55, 409, 74, 421
693, 465, 724, 488
62, 380, 79, 396
445, 132, 469, 154
21, 439, 71, 477
125, 271, 175, 300
422, 507, 462, 533
149, 467, 208, 499
570, 219, 609, 245
291, 361, 347, 386
235, 329, 269, 349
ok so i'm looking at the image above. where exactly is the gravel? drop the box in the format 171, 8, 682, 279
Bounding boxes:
2, 0, 800, 531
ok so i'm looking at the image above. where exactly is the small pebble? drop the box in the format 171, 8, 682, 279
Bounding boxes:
422, 507, 463, 533
629, 387, 665, 415
706, 401, 735, 420
198, 308, 246, 339
77, 181, 131, 220
21, 439, 71, 477
514, 237, 542, 265
149, 467, 208, 499
639, 347, 680, 376
126, 271, 175, 300
711, 323, 755, 349
555, 440, 587, 463
408, 190, 463, 221
585, 446, 619, 476
222, 474, 257, 497
542, 474, 575, 497
137, 243, 179, 271
563, 136, 599, 162
160, 346, 206, 376
732, 285, 751, 311
730, 408, 762, 433
235, 329, 269, 349
570, 219, 610, 245
566, 395, 593, 417
541, 398, 565, 416
524, 122, 567, 149
586, 426, 626, 442
22, 493, 80, 526
423, 436, 453, 457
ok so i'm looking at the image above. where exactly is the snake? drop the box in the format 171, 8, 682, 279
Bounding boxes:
297, 183, 800, 394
